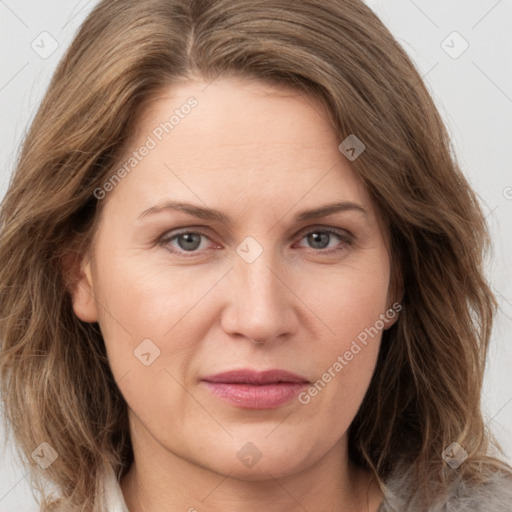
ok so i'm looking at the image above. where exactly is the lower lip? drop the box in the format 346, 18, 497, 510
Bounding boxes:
202, 381, 309, 409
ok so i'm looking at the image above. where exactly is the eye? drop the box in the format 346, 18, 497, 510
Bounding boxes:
158, 226, 352, 256
159, 230, 214, 255
294, 227, 352, 254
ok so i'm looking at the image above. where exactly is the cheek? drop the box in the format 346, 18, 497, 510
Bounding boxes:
92, 252, 222, 381
306, 259, 391, 340
92, 259, 215, 429
297, 314, 383, 439
296, 262, 390, 418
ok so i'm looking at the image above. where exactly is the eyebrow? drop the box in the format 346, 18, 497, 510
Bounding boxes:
138, 200, 368, 225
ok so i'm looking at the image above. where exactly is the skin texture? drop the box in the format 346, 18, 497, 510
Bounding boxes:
70, 76, 399, 511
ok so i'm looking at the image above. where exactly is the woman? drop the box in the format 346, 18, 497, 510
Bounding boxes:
1, 0, 511, 511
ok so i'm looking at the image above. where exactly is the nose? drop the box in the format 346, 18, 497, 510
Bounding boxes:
220, 252, 298, 345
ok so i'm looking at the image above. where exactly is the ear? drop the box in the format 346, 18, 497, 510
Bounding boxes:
384, 270, 404, 330
62, 250, 98, 323
383, 299, 402, 330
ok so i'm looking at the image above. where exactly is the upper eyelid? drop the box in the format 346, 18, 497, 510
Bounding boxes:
295, 225, 352, 239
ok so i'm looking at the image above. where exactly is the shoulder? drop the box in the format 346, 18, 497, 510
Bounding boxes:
378, 463, 512, 512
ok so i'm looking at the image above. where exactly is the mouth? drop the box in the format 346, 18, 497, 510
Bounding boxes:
201, 369, 310, 409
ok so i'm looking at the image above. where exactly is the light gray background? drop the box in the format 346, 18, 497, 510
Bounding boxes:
1, 1, 511, 510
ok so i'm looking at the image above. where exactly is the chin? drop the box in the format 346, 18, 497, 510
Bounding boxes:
196, 437, 319, 481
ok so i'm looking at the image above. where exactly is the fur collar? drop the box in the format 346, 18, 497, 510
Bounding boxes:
378, 462, 512, 511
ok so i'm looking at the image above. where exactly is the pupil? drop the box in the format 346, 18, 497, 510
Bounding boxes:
178, 233, 201, 251
308, 232, 329, 249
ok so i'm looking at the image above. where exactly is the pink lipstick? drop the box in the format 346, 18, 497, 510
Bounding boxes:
201, 369, 309, 409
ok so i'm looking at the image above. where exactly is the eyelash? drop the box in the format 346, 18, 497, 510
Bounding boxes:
158, 226, 353, 257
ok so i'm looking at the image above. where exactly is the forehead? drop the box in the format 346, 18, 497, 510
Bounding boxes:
137, 76, 338, 159
103, 77, 377, 225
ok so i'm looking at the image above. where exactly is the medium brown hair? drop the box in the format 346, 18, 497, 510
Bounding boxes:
1, 0, 510, 510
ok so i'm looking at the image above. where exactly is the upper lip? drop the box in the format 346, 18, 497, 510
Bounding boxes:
202, 369, 309, 385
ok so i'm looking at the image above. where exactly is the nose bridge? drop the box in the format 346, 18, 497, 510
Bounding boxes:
221, 238, 296, 342
240, 253, 281, 305
234, 233, 281, 291
237, 245, 286, 313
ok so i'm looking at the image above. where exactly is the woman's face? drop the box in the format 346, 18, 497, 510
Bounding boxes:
72, 76, 398, 480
